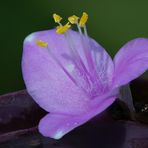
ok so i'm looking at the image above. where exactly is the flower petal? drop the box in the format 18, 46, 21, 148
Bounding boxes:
22, 29, 114, 115
22, 30, 87, 115
113, 38, 148, 87
89, 37, 114, 91
39, 97, 115, 139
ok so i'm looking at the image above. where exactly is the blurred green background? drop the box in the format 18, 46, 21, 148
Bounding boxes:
0, 0, 148, 95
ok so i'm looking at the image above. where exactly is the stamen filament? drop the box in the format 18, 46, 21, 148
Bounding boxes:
51, 12, 103, 96
80, 35, 101, 90
65, 27, 99, 92
76, 22, 82, 35
64, 32, 91, 87
84, 25, 88, 37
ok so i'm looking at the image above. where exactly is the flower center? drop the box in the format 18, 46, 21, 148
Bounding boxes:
36, 12, 108, 99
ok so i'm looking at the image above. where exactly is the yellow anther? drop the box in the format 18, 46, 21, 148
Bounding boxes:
56, 22, 71, 34
36, 40, 48, 48
68, 15, 79, 24
53, 13, 62, 23
79, 12, 88, 27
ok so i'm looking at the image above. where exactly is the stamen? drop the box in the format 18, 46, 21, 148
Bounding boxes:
68, 15, 79, 24
79, 12, 88, 28
78, 12, 98, 82
64, 32, 91, 87
77, 27, 101, 91
80, 36, 98, 82
68, 14, 82, 34
76, 22, 82, 35
53, 13, 62, 23
51, 12, 101, 97
84, 25, 88, 37
56, 22, 71, 34
66, 13, 99, 93
36, 40, 48, 48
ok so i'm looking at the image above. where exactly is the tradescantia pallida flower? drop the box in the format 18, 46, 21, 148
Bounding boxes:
22, 12, 148, 139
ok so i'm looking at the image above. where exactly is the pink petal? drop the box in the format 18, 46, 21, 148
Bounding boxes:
113, 38, 148, 87
22, 29, 114, 115
22, 29, 88, 115
39, 97, 115, 139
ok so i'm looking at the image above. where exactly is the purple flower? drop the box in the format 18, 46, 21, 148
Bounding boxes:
22, 13, 148, 139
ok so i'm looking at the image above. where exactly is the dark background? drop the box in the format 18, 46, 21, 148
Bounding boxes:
0, 0, 148, 95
